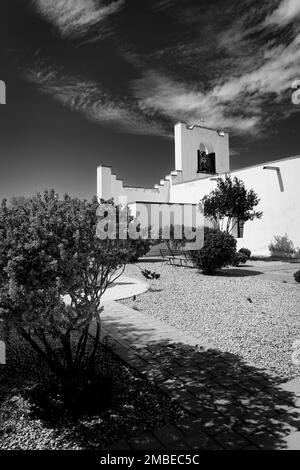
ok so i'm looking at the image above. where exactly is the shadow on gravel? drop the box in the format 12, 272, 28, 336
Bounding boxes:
213, 268, 263, 277
0, 330, 185, 450
107, 281, 135, 288
1, 323, 300, 450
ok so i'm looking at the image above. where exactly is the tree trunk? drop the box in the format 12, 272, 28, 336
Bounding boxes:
20, 327, 67, 379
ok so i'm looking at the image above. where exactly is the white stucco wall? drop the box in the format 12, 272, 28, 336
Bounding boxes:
124, 185, 169, 203
170, 156, 300, 256
97, 165, 170, 204
97, 123, 300, 257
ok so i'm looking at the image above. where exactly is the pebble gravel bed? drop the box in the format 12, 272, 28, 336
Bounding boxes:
0, 331, 185, 450
122, 261, 300, 381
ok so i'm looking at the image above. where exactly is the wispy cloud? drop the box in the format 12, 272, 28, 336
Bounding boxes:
25, 61, 170, 137
132, 70, 261, 134
130, 1, 300, 135
266, 0, 300, 27
31, 0, 124, 39
24, 0, 300, 138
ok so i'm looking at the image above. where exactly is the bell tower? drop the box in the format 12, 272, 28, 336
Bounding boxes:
174, 122, 230, 182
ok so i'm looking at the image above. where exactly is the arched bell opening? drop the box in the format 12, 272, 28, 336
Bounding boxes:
197, 142, 216, 174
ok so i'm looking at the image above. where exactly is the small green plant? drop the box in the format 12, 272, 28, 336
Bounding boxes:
239, 247, 251, 259
232, 252, 248, 266
294, 270, 300, 283
188, 228, 237, 274
268, 234, 296, 258
141, 269, 160, 280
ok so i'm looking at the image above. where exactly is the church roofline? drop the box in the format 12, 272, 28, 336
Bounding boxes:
128, 201, 198, 206
230, 154, 300, 173
123, 185, 159, 190
171, 154, 300, 186
175, 121, 228, 135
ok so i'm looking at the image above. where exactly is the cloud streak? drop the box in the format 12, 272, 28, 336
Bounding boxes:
132, 71, 261, 134
25, 61, 170, 137
24, 0, 300, 138
130, 0, 300, 135
31, 0, 124, 39
266, 0, 300, 27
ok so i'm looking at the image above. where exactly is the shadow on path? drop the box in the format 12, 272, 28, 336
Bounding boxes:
100, 311, 300, 450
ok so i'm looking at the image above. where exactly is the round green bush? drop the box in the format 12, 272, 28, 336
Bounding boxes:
188, 228, 237, 274
294, 270, 300, 283
238, 247, 251, 259
232, 252, 248, 266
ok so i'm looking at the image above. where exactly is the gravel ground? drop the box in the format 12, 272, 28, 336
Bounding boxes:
0, 330, 185, 450
121, 261, 300, 381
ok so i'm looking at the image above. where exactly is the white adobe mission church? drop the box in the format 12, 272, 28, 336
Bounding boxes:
97, 122, 300, 256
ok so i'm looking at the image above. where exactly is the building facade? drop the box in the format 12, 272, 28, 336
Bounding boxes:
97, 122, 300, 256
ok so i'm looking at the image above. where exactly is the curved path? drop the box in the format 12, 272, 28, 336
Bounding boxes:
63, 275, 149, 307
101, 276, 149, 303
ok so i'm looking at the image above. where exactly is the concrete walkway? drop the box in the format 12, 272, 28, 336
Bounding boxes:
102, 276, 149, 303
91, 274, 300, 450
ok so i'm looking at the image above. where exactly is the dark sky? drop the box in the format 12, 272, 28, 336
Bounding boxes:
0, 0, 299, 201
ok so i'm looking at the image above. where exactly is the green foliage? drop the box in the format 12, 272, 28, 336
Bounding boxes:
231, 252, 248, 267
201, 175, 262, 233
0, 190, 150, 386
268, 234, 296, 258
239, 247, 251, 259
126, 237, 152, 262
141, 269, 160, 280
294, 270, 300, 283
9, 195, 28, 207
188, 228, 237, 274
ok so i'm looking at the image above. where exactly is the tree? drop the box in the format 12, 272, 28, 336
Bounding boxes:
0, 190, 150, 388
201, 175, 262, 233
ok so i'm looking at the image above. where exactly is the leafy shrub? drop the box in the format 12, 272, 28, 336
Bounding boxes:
126, 238, 152, 262
268, 234, 296, 258
141, 269, 160, 280
294, 270, 300, 283
188, 228, 237, 274
0, 191, 151, 392
239, 247, 251, 259
292, 247, 300, 259
231, 252, 248, 266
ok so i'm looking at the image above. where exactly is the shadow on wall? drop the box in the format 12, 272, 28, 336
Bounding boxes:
263, 166, 284, 192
